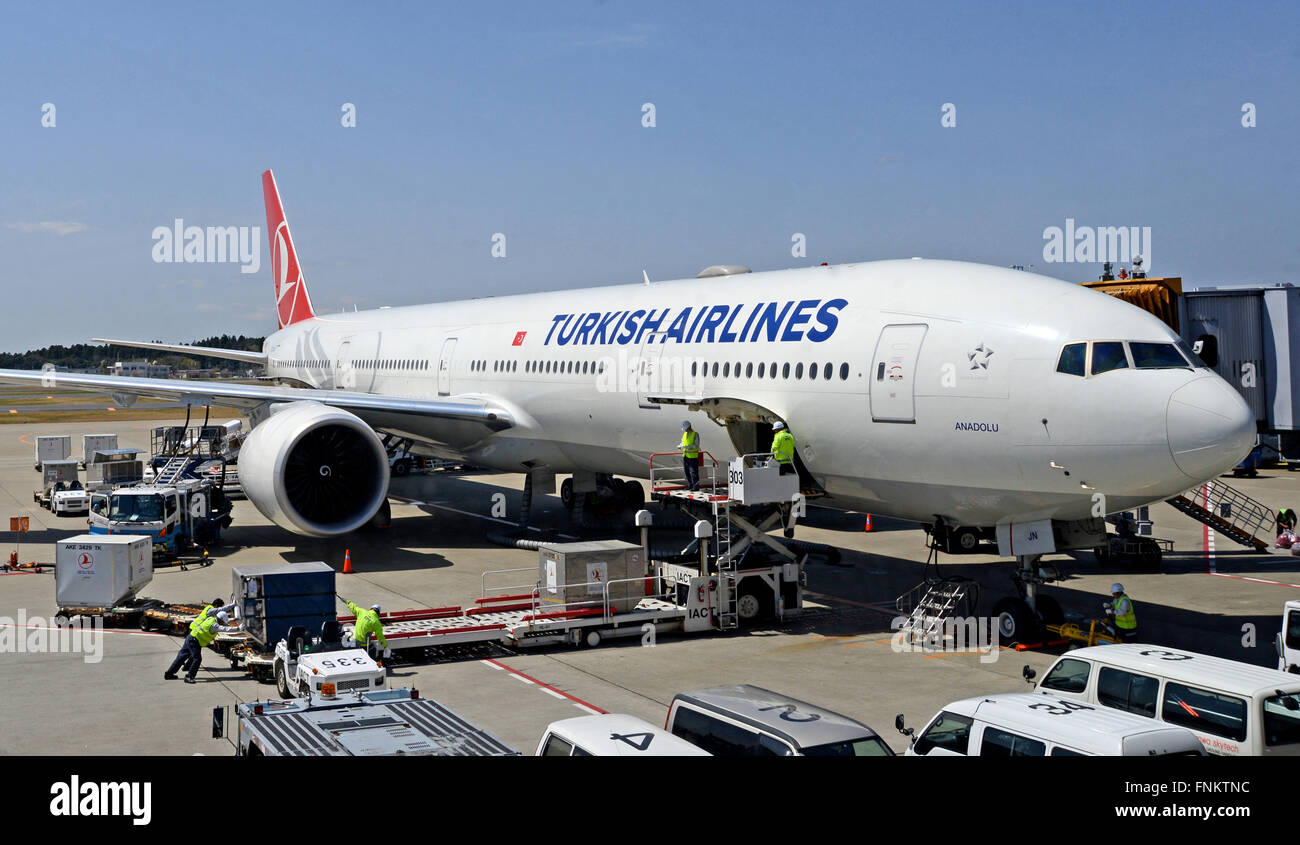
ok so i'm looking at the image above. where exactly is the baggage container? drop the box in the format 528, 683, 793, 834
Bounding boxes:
539, 541, 647, 614
35, 435, 72, 470
232, 562, 335, 648
55, 535, 152, 608
81, 434, 118, 466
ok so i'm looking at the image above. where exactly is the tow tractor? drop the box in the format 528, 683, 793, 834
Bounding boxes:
212, 687, 519, 756
33, 459, 89, 516
334, 452, 808, 655
1041, 602, 1128, 648
271, 619, 386, 699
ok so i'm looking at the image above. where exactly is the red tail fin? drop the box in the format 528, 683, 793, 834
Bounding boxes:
262, 170, 317, 329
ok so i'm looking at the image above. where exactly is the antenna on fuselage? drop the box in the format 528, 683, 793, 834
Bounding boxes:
643, 270, 651, 286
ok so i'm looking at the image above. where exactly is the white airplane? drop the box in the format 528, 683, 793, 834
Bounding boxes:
0, 171, 1255, 635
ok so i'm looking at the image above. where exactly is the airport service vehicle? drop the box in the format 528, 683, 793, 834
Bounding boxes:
896, 692, 1206, 757
84, 448, 146, 491
213, 688, 519, 757
33, 460, 88, 515
665, 684, 894, 756
1028, 644, 1300, 756
1279, 601, 1300, 674
33, 435, 71, 471
272, 620, 385, 699
537, 714, 710, 756
3, 170, 1256, 638
88, 477, 232, 557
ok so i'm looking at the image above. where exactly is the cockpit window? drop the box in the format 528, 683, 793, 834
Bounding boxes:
1130, 342, 1191, 369
1056, 343, 1086, 376
1091, 342, 1128, 375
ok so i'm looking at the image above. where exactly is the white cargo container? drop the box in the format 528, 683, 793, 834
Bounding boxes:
55, 535, 152, 608
35, 435, 72, 470
80, 434, 119, 467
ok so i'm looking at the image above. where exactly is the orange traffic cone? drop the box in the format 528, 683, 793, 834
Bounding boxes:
343, 549, 354, 574
863, 514, 873, 532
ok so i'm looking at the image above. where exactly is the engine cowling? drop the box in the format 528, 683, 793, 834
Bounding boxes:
240, 401, 390, 537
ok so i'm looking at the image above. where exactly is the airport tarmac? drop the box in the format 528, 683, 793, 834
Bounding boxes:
2, 416, 1298, 756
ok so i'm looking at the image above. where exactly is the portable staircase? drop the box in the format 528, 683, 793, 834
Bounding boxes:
895, 580, 975, 647
1166, 482, 1275, 551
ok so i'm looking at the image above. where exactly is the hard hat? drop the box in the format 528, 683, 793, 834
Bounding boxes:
681, 421, 691, 430
1110, 583, 1124, 594
371, 603, 381, 612
773, 421, 786, 431
215, 611, 230, 623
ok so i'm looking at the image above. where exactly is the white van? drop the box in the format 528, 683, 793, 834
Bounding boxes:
1030, 644, 1300, 756
898, 692, 1206, 756
536, 714, 710, 756
1278, 601, 1300, 674
666, 685, 894, 756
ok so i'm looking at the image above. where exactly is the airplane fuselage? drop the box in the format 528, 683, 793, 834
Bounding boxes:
261, 259, 1254, 527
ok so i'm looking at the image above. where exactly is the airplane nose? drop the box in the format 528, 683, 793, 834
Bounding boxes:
1167, 377, 1256, 481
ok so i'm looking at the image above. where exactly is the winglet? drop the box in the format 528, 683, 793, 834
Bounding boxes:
262, 170, 317, 329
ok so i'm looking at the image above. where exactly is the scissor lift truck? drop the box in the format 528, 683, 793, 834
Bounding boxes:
213, 688, 519, 757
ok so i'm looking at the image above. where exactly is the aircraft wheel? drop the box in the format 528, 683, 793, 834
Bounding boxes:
621, 479, 645, 509
993, 597, 1040, 644
949, 527, 981, 554
1137, 539, 1163, 568
560, 478, 574, 509
1094, 543, 1112, 565
1036, 595, 1064, 627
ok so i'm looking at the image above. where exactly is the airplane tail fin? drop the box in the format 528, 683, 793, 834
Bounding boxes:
262, 169, 317, 329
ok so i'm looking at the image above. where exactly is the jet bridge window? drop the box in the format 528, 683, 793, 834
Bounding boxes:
1090, 342, 1129, 375
1129, 342, 1190, 370
1056, 343, 1086, 376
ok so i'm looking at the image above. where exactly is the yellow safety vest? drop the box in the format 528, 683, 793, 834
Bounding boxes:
347, 601, 388, 648
771, 430, 795, 465
680, 429, 700, 459
1114, 594, 1137, 630
189, 605, 215, 636
192, 614, 220, 647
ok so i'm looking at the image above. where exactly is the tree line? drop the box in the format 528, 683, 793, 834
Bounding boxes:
0, 335, 265, 372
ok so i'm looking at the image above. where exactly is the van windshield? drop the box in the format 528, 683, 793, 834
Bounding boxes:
801, 736, 894, 757
1263, 694, 1300, 747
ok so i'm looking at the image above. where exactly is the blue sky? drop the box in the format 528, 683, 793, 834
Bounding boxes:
0, 0, 1296, 351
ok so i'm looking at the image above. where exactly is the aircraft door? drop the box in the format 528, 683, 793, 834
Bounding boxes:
636, 331, 668, 408
437, 337, 457, 396
334, 339, 353, 390
870, 324, 928, 423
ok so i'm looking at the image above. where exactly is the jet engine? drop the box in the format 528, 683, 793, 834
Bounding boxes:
240, 401, 390, 537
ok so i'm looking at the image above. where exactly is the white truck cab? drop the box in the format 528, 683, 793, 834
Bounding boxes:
1279, 601, 1300, 674
273, 621, 385, 700
898, 692, 1206, 756
537, 714, 710, 756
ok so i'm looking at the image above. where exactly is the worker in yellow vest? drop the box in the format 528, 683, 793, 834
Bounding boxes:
178, 596, 236, 674
771, 421, 796, 475
679, 421, 701, 491
345, 598, 390, 659
1108, 583, 1138, 642
165, 609, 241, 684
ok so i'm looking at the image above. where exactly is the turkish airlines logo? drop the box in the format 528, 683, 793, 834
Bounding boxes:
512, 331, 527, 346
273, 221, 300, 328
78, 552, 94, 570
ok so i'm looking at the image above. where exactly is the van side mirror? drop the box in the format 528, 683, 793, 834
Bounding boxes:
1022, 665, 1036, 683
1278, 693, 1299, 712
894, 714, 913, 737
211, 706, 225, 739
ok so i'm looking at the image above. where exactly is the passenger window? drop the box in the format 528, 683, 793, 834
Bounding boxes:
1041, 658, 1090, 694
1091, 341, 1128, 375
1263, 694, 1300, 748
1288, 612, 1300, 651
795, 363, 804, 379
1049, 746, 1087, 756
980, 727, 1046, 757
823, 363, 832, 380
541, 735, 574, 756
913, 711, 972, 755
808, 362, 817, 380
782, 363, 790, 379
1130, 342, 1189, 369
1056, 343, 1086, 376
746, 363, 753, 378
1098, 667, 1158, 717
770, 362, 777, 379
839, 363, 849, 380
670, 707, 779, 756
1162, 683, 1247, 742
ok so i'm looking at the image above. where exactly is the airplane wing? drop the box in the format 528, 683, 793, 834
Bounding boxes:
0, 369, 513, 432
91, 338, 269, 366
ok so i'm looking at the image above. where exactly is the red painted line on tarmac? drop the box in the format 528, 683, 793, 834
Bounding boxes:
481, 657, 606, 714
